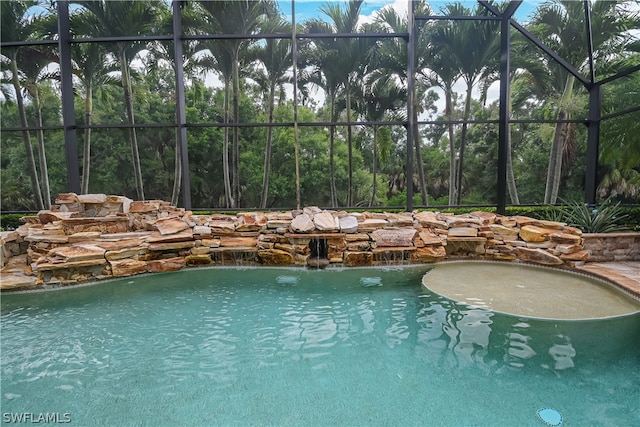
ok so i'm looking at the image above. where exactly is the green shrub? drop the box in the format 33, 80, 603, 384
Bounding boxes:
0, 214, 29, 231
545, 197, 631, 233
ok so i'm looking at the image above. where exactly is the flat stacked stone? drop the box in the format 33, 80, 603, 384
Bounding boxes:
0, 193, 601, 290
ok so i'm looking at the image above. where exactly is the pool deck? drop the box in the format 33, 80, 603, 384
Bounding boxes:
576, 261, 640, 299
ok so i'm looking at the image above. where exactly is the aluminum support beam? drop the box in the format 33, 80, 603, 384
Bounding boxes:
509, 21, 590, 88
406, 0, 416, 212
57, 0, 80, 194
292, 0, 301, 209
584, 0, 596, 84
172, 1, 192, 210
585, 84, 601, 207
496, 11, 513, 215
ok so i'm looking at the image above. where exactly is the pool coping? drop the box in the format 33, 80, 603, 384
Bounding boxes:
2, 260, 639, 304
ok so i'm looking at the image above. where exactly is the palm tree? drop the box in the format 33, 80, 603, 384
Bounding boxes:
527, 0, 637, 204
298, 32, 344, 207
16, 45, 58, 209
430, 2, 500, 205
74, 0, 163, 201
374, 2, 433, 206
354, 74, 406, 207
151, 2, 202, 206
1, 0, 44, 209
196, 0, 271, 207
306, 0, 375, 207
68, 11, 119, 194
248, 17, 292, 209
598, 54, 640, 201
419, 22, 461, 205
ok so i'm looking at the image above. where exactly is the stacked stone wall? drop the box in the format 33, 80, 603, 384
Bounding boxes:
0, 193, 594, 291
582, 233, 640, 262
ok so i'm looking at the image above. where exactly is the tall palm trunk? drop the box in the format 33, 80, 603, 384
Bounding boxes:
119, 52, 145, 200
544, 75, 575, 204
346, 80, 353, 206
369, 125, 378, 208
33, 89, 51, 209
455, 81, 473, 205
232, 51, 241, 207
413, 101, 428, 206
81, 86, 93, 194
260, 84, 276, 209
329, 97, 337, 207
445, 86, 457, 206
506, 127, 519, 204
222, 80, 234, 208
170, 107, 181, 206
11, 57, 43, 210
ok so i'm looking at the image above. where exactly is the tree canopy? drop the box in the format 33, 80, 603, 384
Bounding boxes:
1, 0, 639, 211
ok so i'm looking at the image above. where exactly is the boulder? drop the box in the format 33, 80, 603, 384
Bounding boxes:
154, 217, 190, 235
372, 229, 417, 247
147, 241, 195, 252
200, 239, 221, 248
343, 251, 373, 266
489, 224, 520, 240
358, 218, 388, 232
105, 248, 146, 261
560, 250, 590, 262
339, 216, 359, 233
236, 213, 267, 232
218, 236, 258, 248
302, 206, 323, 215
106, 195, 133, 214
345, 233, 370, 242
550, 232, 582, 245
109, 259, 147, 277
258, 249, 294, 265
193, 226, 212, 236
314, 212, 340, 232
469, 211, 497, 225
129, 200, 161, 213
448, 227, 478, 237
147, 257, 185, 272
55, 193, 80, 204
37, 210, 75, 224
77, 194, 107, 204
208, 221, 236, 234
47, 244, 105, 262
514, 247, 563, 265
386, 213, 414, 227
414, 211, 448, 229
446, 215, 483, 227
290, 213, 315, 233
519, 225, 556, 243
418, 231, 443, 246
412, 246, 446, 262
146, 229, 193, 243
185, 254, 213, 266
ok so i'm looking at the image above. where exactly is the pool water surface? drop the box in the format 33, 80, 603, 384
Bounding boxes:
1, 267, 639, 426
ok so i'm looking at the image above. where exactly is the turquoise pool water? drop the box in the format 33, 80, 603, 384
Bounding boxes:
1, 266, 639, 426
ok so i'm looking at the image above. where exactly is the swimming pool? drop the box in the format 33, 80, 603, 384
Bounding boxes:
2, 267, 639, 426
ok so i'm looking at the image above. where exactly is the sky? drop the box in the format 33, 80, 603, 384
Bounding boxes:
277, 0, 542, 24
269, 0, 544, 113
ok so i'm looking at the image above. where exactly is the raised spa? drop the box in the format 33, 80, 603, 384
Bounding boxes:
421, 261, 640, 320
